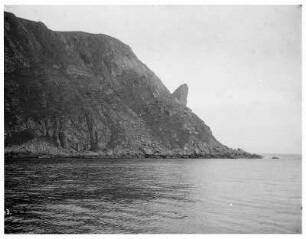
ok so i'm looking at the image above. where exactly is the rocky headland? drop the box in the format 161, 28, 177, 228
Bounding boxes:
4, 12, 261, 159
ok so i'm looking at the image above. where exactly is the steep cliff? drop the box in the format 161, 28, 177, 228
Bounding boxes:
4, 12, 260, 159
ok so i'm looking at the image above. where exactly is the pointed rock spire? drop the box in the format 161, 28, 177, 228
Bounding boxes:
172, 83, 188, 106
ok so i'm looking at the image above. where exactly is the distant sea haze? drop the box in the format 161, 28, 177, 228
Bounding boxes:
5, 154, 301, 233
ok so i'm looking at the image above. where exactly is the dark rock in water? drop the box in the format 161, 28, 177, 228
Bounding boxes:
172, 84, 188, 106
272, 156, 280, 159
4, 12, 261, 159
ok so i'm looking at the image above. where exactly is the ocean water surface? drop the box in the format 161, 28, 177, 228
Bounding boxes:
5, 155, 301, 233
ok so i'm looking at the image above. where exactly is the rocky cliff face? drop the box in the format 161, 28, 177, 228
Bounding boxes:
4, 12, 260, 159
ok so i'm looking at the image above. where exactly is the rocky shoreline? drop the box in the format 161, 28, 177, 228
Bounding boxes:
5, 147, 262, 160
4, 133, 262, 160
5, 137, 262, 160
5, 152, 262, 160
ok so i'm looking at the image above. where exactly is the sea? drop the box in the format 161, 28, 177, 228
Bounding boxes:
4, 154, 302, 234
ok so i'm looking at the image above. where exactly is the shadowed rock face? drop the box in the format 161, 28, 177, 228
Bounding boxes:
4, 12, 260, 158
172, 84, 188, 106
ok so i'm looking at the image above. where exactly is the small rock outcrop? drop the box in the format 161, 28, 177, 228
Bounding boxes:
4, 12, 261, 159
172, 84, 188, 106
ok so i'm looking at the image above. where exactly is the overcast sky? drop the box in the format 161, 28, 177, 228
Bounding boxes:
5, 5, 301, 154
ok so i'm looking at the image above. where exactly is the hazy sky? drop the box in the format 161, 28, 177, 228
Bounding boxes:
5, 5, 301, 154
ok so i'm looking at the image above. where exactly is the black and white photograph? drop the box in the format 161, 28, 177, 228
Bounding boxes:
2, 1, 303, 235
